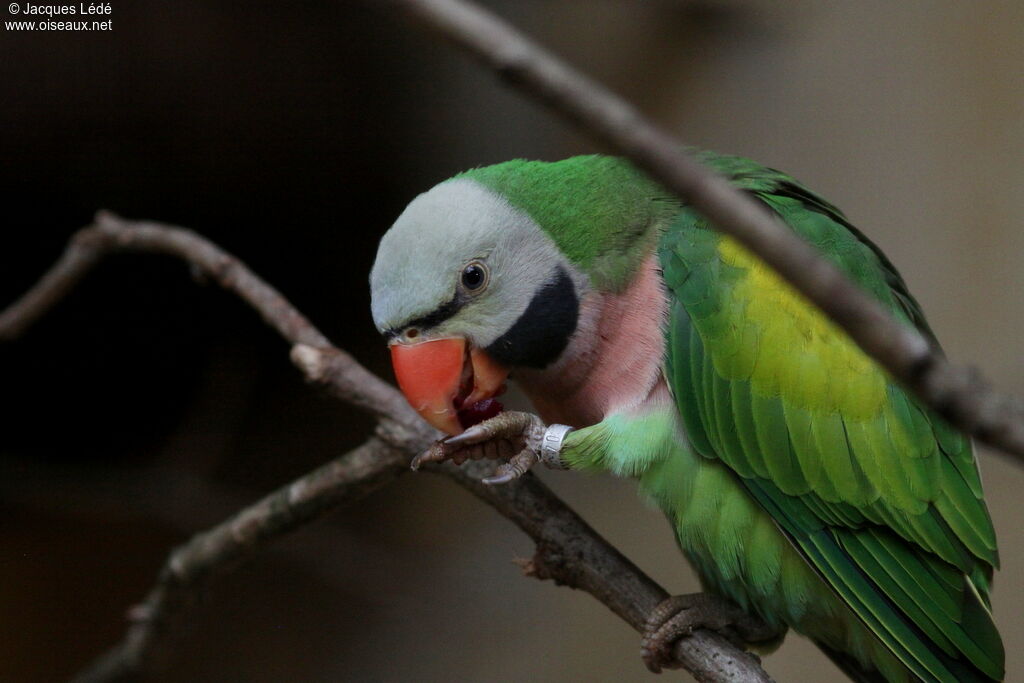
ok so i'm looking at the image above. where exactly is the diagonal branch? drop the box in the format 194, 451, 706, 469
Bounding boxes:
384, 0, 1024, 462
1, 214, 771, 682
71, 437, 410, 683
0, 211, 411, 424
445, 460, 769, 682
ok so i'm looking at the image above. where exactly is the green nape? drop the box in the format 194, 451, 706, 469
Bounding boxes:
455, 156, 679, 292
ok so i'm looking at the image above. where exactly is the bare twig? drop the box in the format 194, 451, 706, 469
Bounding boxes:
0, 212, 411, 425
71, 437, 411, 683
384, 0, 1024, 461
447, 460, 772, 682
0, 214, 770, 681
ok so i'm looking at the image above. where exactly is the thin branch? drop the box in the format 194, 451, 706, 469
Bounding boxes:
447, 460, 772, 682
385, 0, 1024, 461
71, 436, 410, 683
0, 215, 771, 681
0, 211, 413, 424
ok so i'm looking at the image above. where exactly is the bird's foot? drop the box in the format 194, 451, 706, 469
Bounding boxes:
641, 593, 779, 674
411, 411, 570, 484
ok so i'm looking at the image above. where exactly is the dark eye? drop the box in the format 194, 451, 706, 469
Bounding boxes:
461, 262, 488, 292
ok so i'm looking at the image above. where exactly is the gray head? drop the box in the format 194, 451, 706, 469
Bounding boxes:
370, 177, 583, 369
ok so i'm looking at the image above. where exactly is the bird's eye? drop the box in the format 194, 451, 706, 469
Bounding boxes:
460, 261, 488, 292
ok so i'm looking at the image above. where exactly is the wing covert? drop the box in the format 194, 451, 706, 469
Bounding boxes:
658, 155, 1001, 680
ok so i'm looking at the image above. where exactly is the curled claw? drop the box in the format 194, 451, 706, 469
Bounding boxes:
482, 448, 539, 485
410, 441, 447, 471
410, 434, 518, 471
409, 411, 549, 484
640, 593, 781, 673
442, 423, 491, 449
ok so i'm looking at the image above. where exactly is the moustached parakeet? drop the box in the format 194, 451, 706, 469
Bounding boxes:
369, 152, 1003, 682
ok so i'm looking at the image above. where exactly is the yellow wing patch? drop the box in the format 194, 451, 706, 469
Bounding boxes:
715, 237, 887, 420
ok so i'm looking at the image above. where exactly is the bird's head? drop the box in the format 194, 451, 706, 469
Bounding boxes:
370, 175, 584, 435
371, 157, 674, 435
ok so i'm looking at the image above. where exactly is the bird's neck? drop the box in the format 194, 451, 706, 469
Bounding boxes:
514, 255, 668, 428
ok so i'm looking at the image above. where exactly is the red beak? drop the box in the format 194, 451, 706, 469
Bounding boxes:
390, 337, 509, 435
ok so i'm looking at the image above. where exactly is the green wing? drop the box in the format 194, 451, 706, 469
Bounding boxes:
660, 153, 1003, 682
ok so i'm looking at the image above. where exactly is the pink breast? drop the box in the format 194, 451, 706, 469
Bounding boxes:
515, 255, 668, 428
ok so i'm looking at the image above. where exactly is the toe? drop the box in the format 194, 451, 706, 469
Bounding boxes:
410, 441, 447, 470
442, 423, 490, 448
482, 448, 537, 485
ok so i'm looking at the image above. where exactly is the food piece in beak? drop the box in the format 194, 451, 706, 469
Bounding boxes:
390, 337, 509, 435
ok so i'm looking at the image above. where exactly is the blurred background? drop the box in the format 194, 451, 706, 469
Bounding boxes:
2, 1, 1022, 680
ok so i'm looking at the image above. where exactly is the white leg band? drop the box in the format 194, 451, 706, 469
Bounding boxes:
539, 423, 573, 469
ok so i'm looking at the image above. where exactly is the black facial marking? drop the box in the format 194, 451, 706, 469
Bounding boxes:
485, 265, 579, 369
384, 294, 464, 341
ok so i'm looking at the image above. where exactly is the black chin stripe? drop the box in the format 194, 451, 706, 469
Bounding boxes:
485, 265, 579, 369
384, 294, 463, 340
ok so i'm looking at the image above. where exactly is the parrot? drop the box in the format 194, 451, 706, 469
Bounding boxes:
368, 151, 1003, 682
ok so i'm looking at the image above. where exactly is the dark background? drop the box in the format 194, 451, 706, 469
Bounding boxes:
2, 2, 1022, 681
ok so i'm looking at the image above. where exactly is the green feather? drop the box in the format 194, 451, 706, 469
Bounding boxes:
658, 151, 1002, 681
730, 380, 771, 479
483, 152, 1003, 682
750, 390, 809, 494
457, 156, 678, 291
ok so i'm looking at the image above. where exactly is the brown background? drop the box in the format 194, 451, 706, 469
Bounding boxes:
1, 1, 1022, 681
